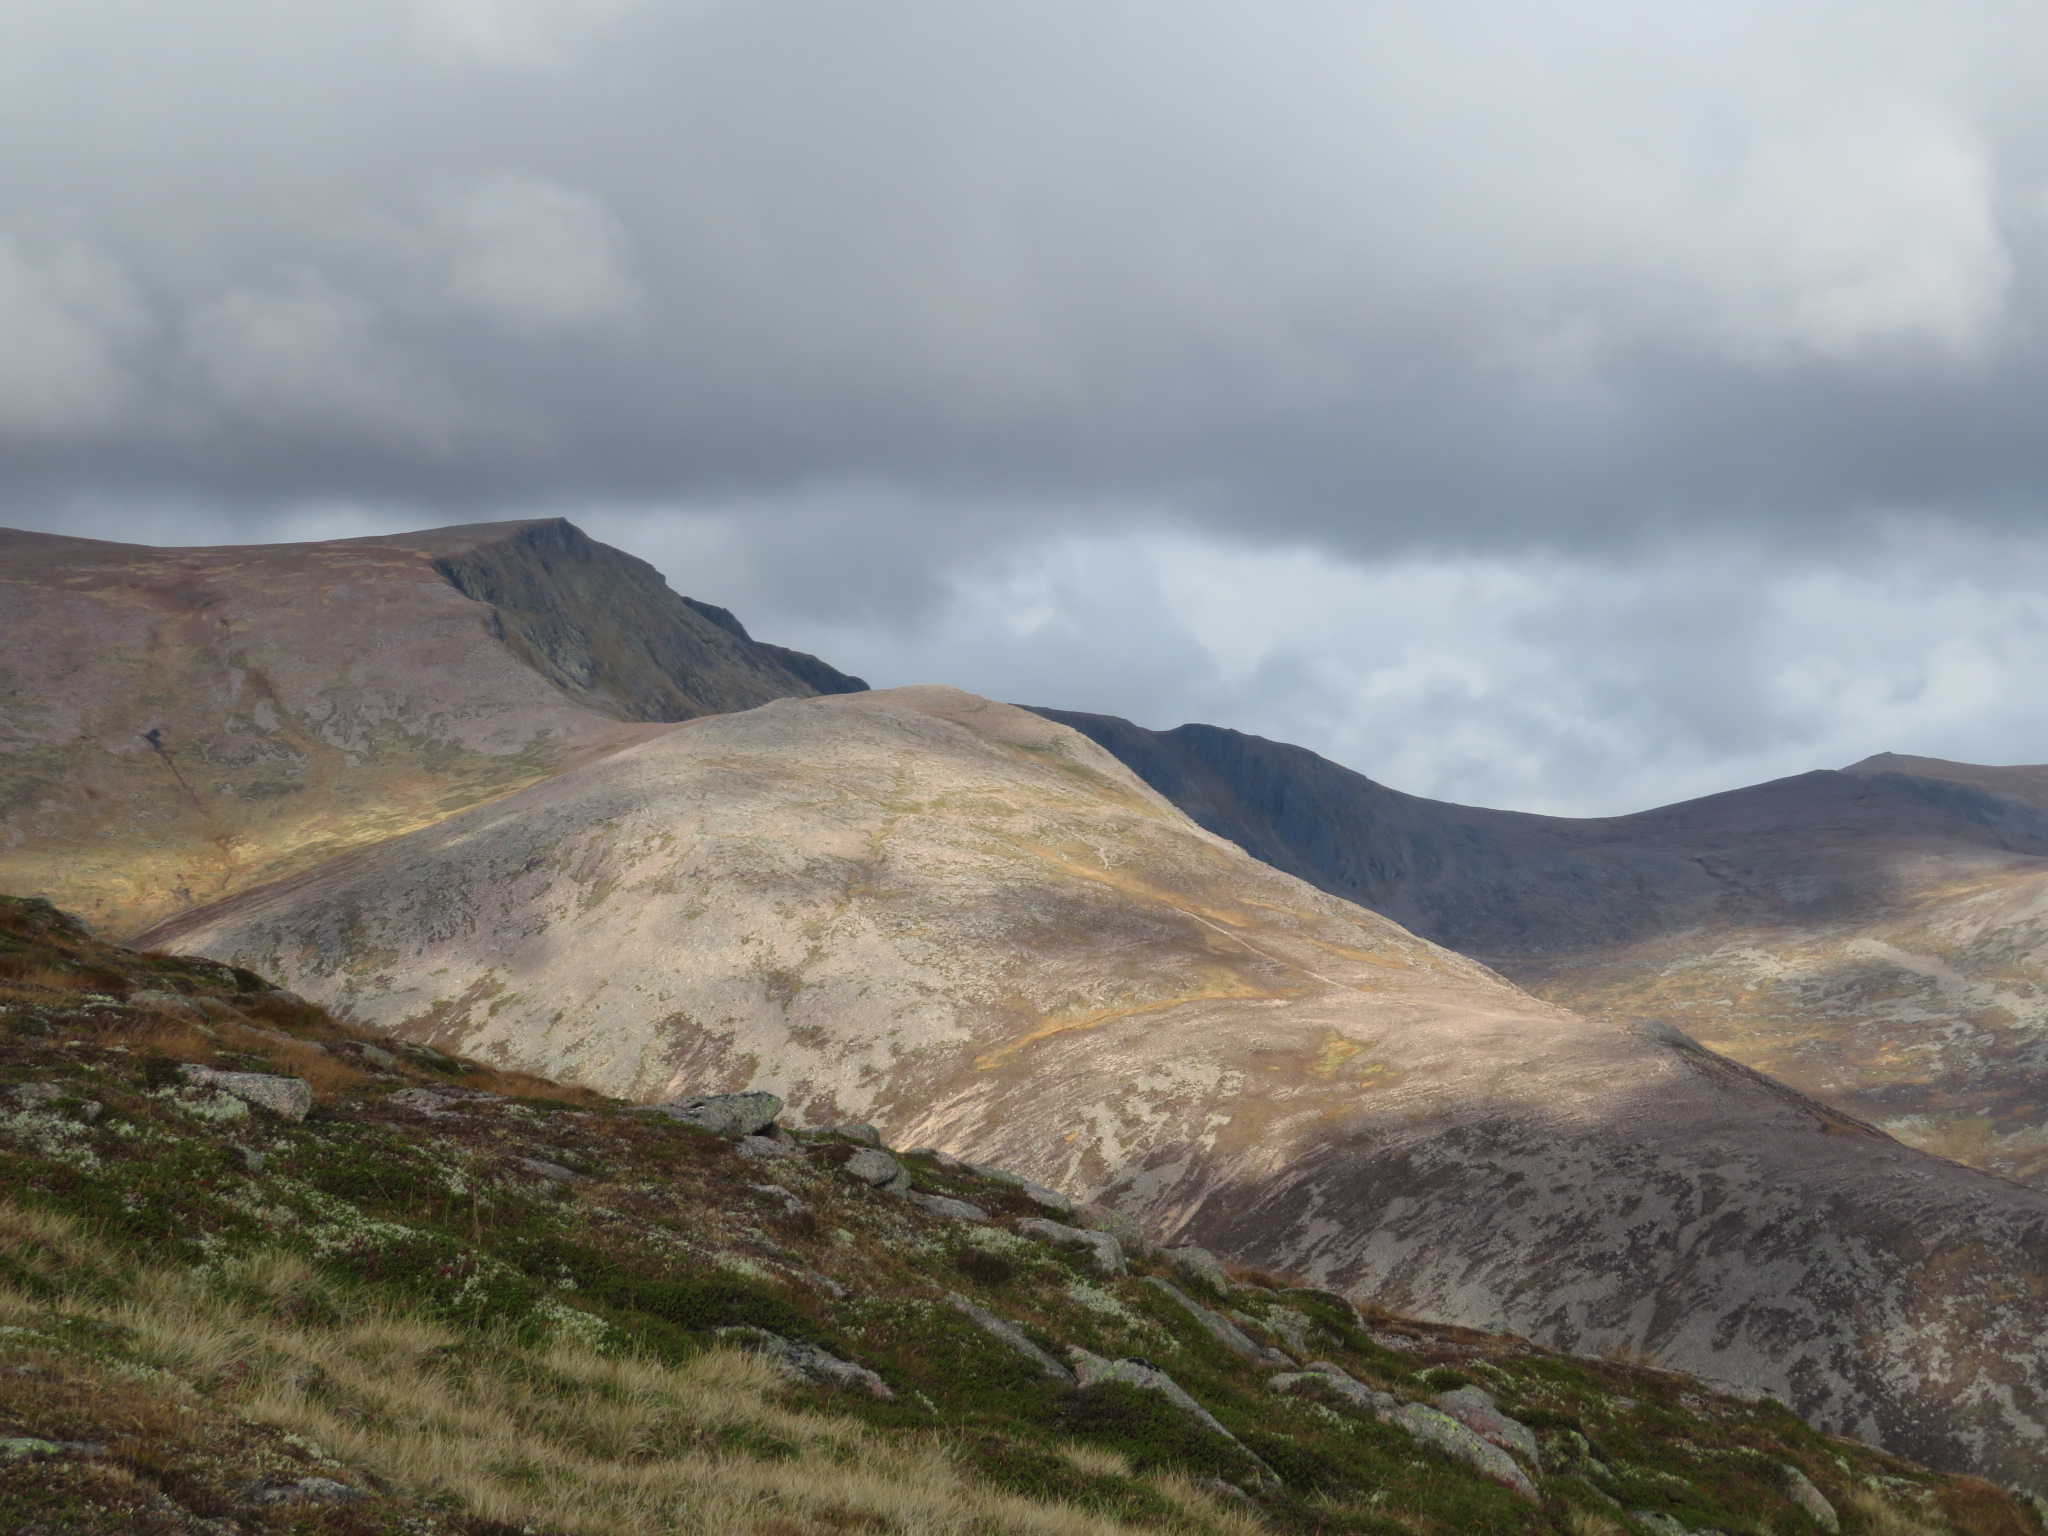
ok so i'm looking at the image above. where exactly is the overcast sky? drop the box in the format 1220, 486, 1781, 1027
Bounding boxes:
8, 0, 2048, 812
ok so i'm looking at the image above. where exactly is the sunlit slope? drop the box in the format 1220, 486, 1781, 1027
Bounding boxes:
1032, 708, 2048, 1192
149, 688, 2048, 1486
0, 519, 857, 937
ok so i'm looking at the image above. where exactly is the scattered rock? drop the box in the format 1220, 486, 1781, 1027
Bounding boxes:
1167, 1245, 1233, 1296
842, 1147, 913, 1191
643, 1090, 784, 1137
128, 989, 207, 1024
1397, 1402, 1539, 1500
1016, 1217, 1124, 1275
958, 1161, 1075, 1214
1434, 1384, 1542, 1465
243, 1477, 366, 1506
385, 1086, 455, 1115
76, 1099, 102, 1123
815, 1123, 883, 1146
1270, 1362, 1398, 1416
1783, 1465, 1840, 1532
1072, 1202, 1155, 1260
1142, 1277, 1292, 1365
904, 1190, 988, 1222
1263, 1307, 1314, 1358
1068, 1348, 1278, 1483
511, 1155, 582, 1183
947, 1291, 1075, 1382
178, 1066, 313, 1121
717, 1327, 893, 1398
736, 1133, 803, 1160
1633, 1512, 1692, 1536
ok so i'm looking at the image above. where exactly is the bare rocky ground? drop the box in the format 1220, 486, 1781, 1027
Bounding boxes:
1, 893, 2035, 1536
141, 688, 2048, 1489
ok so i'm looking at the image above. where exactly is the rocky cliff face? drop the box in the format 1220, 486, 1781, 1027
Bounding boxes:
1030, 708, 2048, 1190
145, 688, 2048, 1488
0, 519, 860, 937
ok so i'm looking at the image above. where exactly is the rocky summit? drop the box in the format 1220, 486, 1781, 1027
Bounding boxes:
144, 685, 2048, 1487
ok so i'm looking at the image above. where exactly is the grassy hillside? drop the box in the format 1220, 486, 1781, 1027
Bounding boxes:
0, 895, 2035, 1536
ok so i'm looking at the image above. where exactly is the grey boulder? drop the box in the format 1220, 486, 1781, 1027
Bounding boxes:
1016, 1217, 1124, 1275
842, 1147, 912, 1191
642, 1090, 784, 1137
1433, 1385, 1541, 1466
1397, 1404, 1538, 1501
718, 1327, 892, 1398
1167, 1245, 1233, 1296
1782, 1465, 1839, 1532
179, 1066, 313, 1122
947, 1292, 1074, 1383
904, 1191, 988, 1222
1142, 1277, 1291, 1366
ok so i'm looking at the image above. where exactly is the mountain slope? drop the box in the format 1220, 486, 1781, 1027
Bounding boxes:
1026, 709, 2048, 1188
9, 893, 2017, 1536
144, 688, 2048, 1487
0, 519, 861, 938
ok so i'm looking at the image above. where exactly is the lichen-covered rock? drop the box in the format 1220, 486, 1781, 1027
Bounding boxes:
958, 1161, 1074, 1215
1072, 1202, 1155, 1261
1270, 1362, 1397, 1416
1396, 1403, 1538, 1500
645, 1090, 783, 1137
736, 1133, 802, 1160
1782, 1465, 1839, 1532
1434, 1385, 1541, 1465
1068, 1347, 1275, 1483
1168, 1245, 1233, 1296
718, 1327, 892, 1398
843, 1147, 911, 1190
1016, 1217, 1124, 1275
903, 1190, 987, 1221
1143, 1277, 1291, 1365
178, 1066, 312, 1121
947, 1292, 1074, 1382
816, 1123, 882, 1146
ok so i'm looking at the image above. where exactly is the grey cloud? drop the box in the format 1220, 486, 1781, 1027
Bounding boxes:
1, 0, 2045, 549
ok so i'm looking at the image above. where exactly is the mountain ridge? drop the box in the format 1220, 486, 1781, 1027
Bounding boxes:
140, 686, 2048, 1487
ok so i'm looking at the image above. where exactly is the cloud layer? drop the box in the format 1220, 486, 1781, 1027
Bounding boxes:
8, 0, 2048, 808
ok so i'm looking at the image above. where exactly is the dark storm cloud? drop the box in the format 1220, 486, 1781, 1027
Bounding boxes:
4, 0, 2046, 556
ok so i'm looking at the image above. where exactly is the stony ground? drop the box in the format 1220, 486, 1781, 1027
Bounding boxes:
1, 894, 2037, 1536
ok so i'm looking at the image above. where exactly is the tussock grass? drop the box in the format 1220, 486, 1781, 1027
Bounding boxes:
1852, 1490, 1948, 1536
0, 1203, 1251, 1536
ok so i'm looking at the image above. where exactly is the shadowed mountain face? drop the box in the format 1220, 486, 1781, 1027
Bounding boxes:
146, 688, 2048, 1486
1029, 708, 2048, 1187
0, 519, 862, 937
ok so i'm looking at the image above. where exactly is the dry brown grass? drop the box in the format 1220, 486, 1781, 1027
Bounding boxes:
1849, 1490, 1948, 1536
0, 1204, 1257, 1536
1565, 1510, 1627, 1536
0, 958, 112, 991
457, 1064, 610, 1106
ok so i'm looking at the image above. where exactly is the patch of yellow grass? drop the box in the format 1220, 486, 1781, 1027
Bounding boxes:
0, 1203, 1250, 1536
